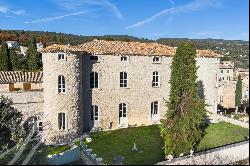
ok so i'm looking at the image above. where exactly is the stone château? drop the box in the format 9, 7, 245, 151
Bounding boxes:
1, 40, 221, 144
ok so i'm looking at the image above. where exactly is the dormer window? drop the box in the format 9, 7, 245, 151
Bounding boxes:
58, 54, 65, 60
90, 55, 98, 61
121, 56, 128, 61
153, 56, 161, 63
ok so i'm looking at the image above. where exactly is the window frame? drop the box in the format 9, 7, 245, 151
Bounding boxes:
58, 112, 66, 130
90, 72, 99, 89
152, 71, 160, 87
120, 72, 128, 88
90, 55, 99, 61
58, 75, 66, 93
119, 103, 127, 118
121, 56, 128, 62
58, 53, 66, 60
91, 105, 99, 121
153, 56, 161, 63
151, 101, 159, 115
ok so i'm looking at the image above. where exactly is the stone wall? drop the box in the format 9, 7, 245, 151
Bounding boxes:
0, 91, 44, 120
82, 55, 220, 131
42, 52, 83, 144
218, 82, 236, 108
156, 140, 249, 165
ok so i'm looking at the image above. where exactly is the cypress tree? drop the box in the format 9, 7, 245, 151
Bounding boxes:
26, 37, 41, 71
0, 43, 10, 71
235, 75, 242, 114
10, 48, 19, 71
160, 42, 206, 156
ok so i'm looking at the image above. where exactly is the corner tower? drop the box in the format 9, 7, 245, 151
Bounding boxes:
42, 48, 83, 144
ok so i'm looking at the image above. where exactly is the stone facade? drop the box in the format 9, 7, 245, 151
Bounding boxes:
218, 81, 236, 108
42, 52, 83, 144
1, 40, 221, 144
42, 50, 220, 144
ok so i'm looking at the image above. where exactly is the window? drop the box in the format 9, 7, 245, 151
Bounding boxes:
120, 72, 128, 87
153, 56, 161, 63
121, 56, 128, 61
90, 72, 99, 88
152, 71, 159, 87
58, 113, 66, 130
119, 103, 127, 118
227, 70, 229, 73
151, 101, 158, 115
58, 75, 65, 93
90, 55, 98, 61
220, 96, 223, 103
91, 105, 99, 121
58, 54, 65, 60
221, 70, 223, 73
227, 76, 230, 81
38, 122, 43, 131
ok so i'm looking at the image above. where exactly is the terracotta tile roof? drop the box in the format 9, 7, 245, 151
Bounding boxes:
0, 71, 43, 83
41, 39, 222, 57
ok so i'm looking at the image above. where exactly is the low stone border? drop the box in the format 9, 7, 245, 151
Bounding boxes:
156, 140, 249, 165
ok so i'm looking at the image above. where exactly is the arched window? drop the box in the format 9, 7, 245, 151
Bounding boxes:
120, 72, 128, 87
152, 71, 159, 87
58, 75, 65, 93
90, 72, 99, 88
58, 113, 66, 130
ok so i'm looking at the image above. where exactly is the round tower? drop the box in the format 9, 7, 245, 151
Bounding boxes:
42, 50, 82, 144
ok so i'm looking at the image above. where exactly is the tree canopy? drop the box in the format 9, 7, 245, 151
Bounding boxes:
160, 42, 206, 156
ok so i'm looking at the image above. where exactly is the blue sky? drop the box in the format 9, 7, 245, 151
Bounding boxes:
0, 0, 249, 40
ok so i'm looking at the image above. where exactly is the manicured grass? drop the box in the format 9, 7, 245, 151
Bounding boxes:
47, 145, 71, 155
87, 125, 164, 165
85, 122, 249, 165
196, 122, 249, 151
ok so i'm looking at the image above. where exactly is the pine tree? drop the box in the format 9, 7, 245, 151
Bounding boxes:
235, 75, 242, 114
160, 42, 206, 156
0, 43, 10, 71
26, 37, 42, 71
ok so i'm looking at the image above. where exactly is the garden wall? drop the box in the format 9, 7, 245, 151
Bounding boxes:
156, 140, 249, 165
0, 91, 44, 120
216, 115, 249, 129
47, 146, 81, 165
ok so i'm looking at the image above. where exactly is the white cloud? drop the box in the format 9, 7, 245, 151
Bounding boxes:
24, 11, 86, 24
0, 4, 26, 15
54, 0, 124, 19
126, 0, 221, 29
0, 5, 8, 13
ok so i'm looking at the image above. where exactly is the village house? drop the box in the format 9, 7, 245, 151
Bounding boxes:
217, 61, 249, 110
0, 71, 43, 92
219, 61, 234, 82
6, 41, 20, 49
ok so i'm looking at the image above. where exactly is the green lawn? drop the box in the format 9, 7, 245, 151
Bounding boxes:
85, 122, 249, 165
47, 145, 71, 155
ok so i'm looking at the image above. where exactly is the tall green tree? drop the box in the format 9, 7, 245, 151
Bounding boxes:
0, 43, 11, 71
9, 48, 19, 71
160, 42, 206, 156
26, 37, 42, 71
235, 75, 242, 114
0, 95, 24, 152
